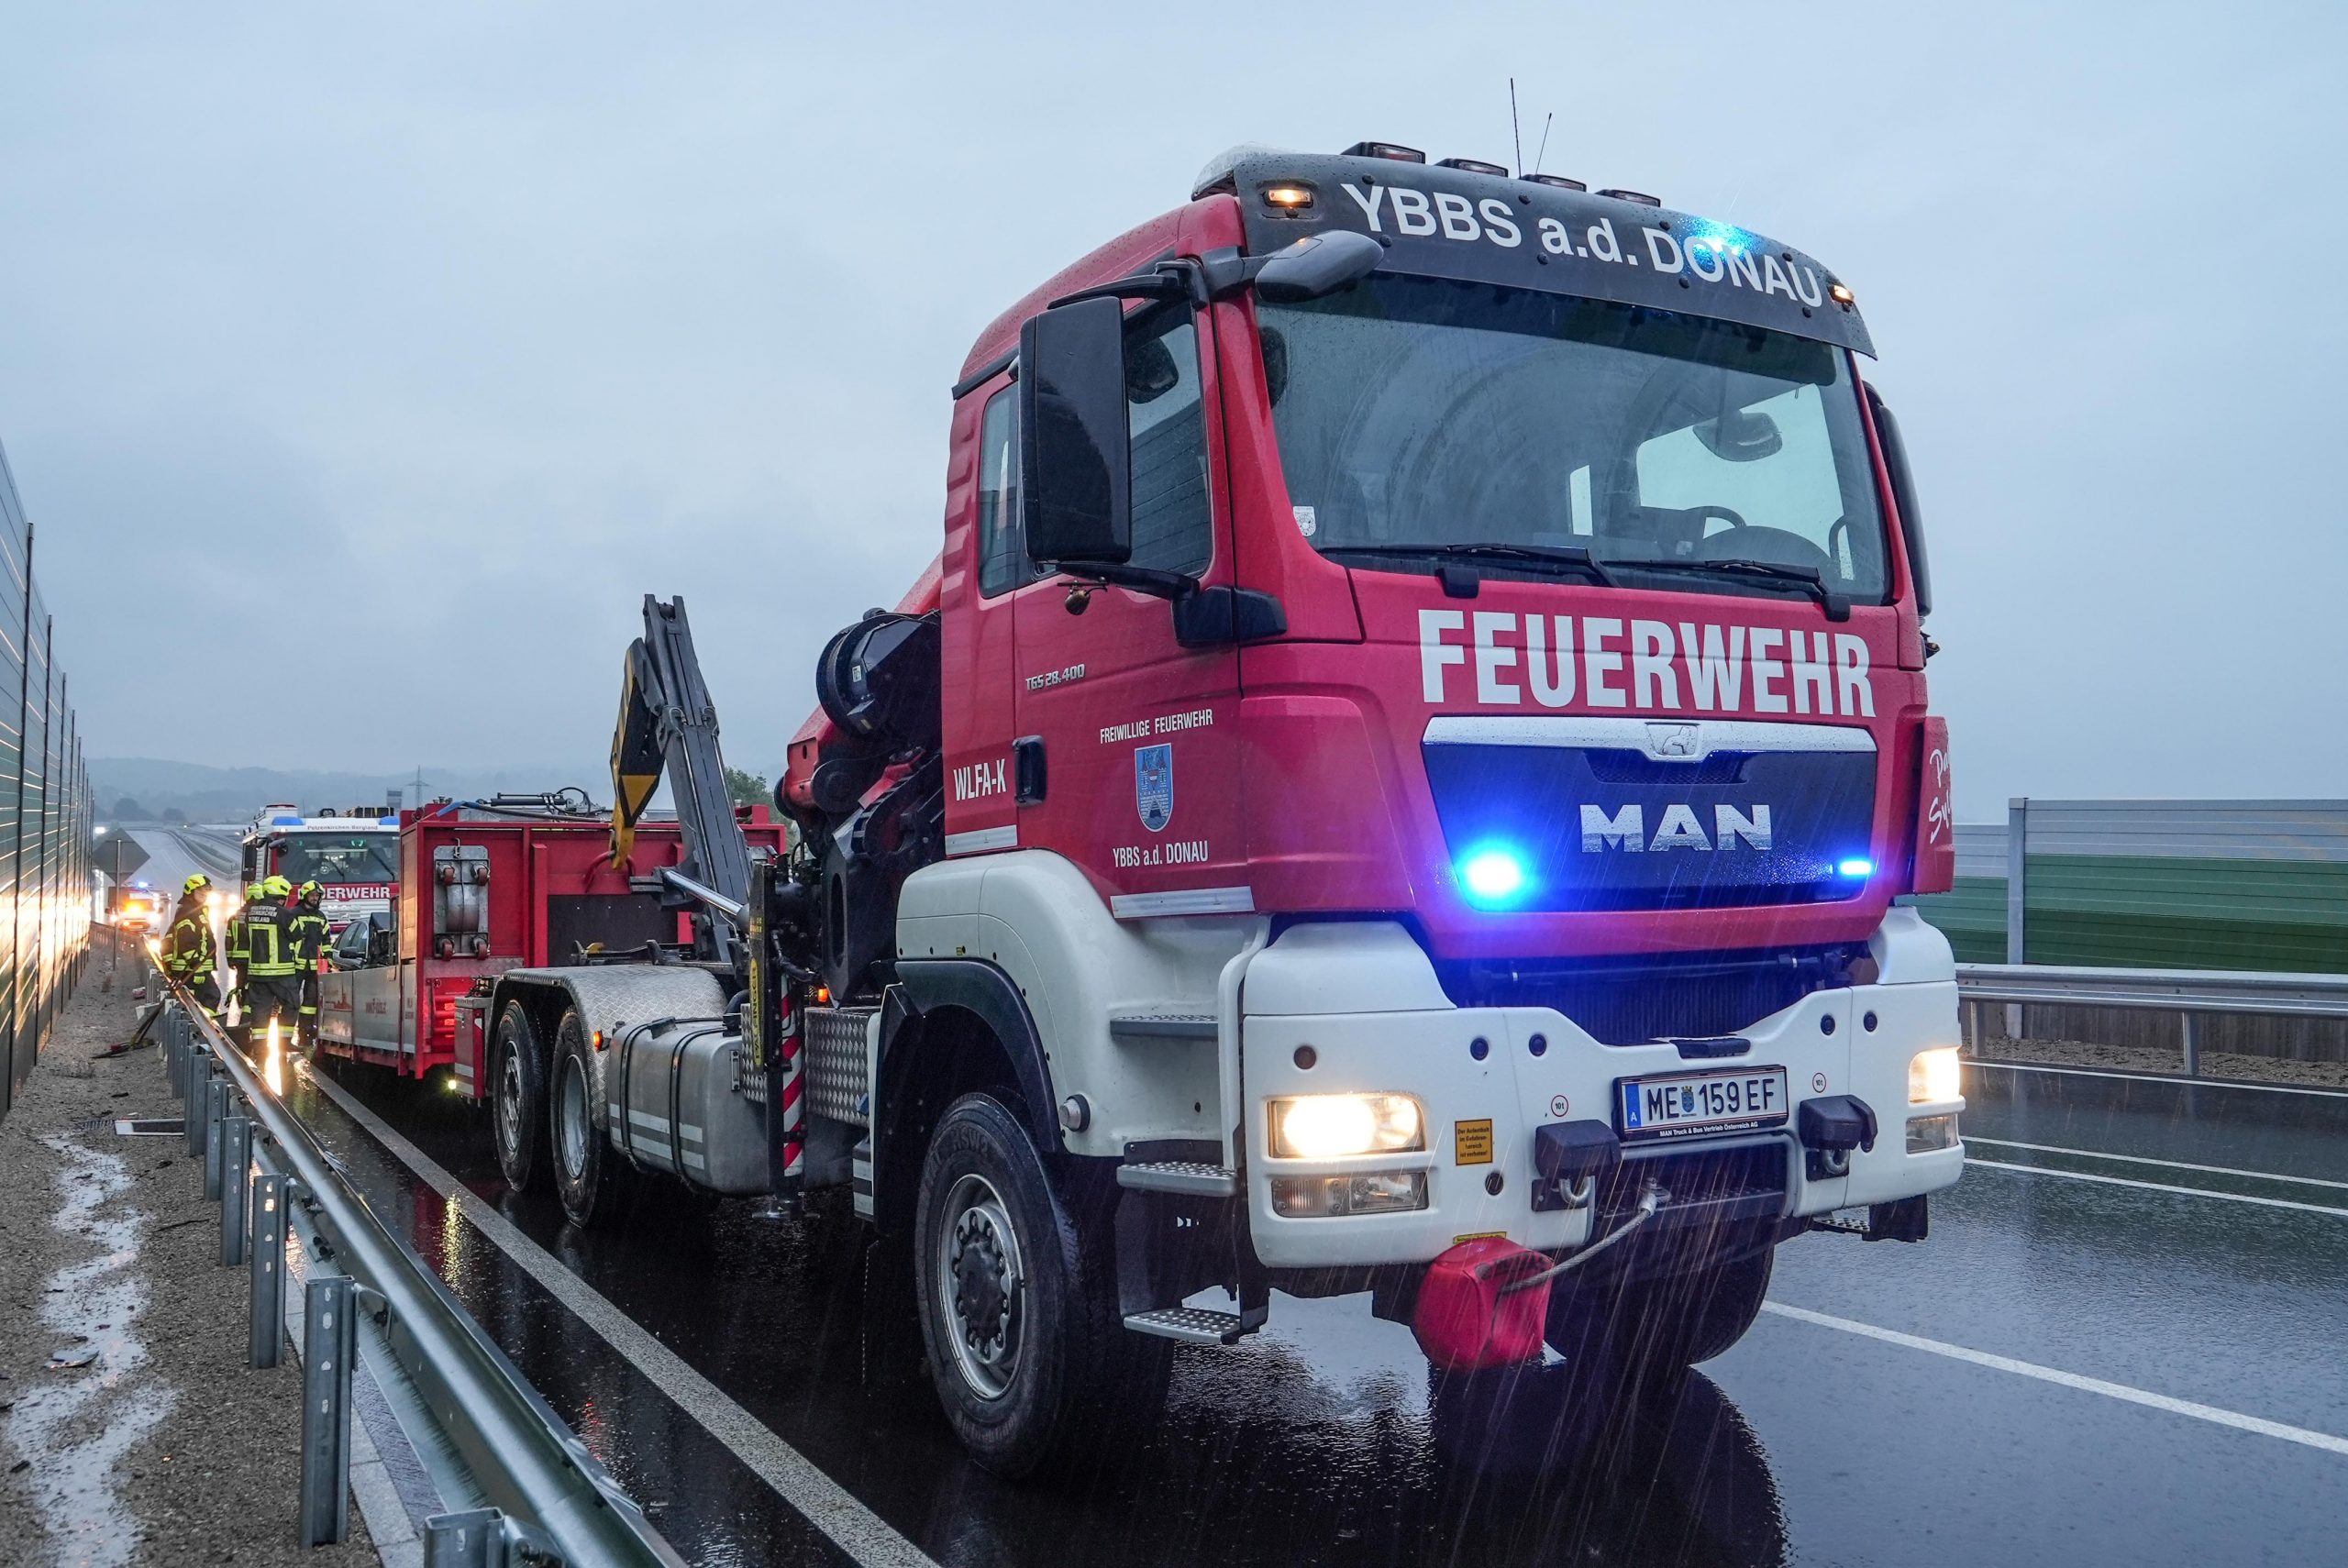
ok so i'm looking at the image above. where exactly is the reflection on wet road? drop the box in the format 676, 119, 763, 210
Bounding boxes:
282, 1058, 2348, 1567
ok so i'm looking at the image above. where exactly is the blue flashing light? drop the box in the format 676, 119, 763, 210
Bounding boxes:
1837, 857, 1875, 878
271, 814, 302, 826
1459, 846, 1531, 907
1679, 217, 1755, 258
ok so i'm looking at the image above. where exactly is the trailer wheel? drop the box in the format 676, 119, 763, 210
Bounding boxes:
550, 1009, 630, 1229
492, 1002, 549, 1193
913, 1092, 1167, 1478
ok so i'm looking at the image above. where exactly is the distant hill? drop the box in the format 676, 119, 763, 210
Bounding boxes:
90, 756, 610, 824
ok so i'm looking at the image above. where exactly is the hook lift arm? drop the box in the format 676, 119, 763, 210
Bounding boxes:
609, 594, 754, 969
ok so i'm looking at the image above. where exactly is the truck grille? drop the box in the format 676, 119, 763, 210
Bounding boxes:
802, 1006, 874, 1125
1438, 945, 1865, 1044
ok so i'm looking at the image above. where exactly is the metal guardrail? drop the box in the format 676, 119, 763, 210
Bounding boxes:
1955, 963, 2348, 1077
151, 968, 685, 1566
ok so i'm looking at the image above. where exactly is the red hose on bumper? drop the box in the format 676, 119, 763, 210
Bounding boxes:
1411, 1239, 1554, 1371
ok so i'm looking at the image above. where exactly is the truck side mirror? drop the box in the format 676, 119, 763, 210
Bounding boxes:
1864, 385, 1931, 619
1019, 296, 1132, 569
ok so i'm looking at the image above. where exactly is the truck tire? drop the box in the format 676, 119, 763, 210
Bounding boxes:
492, 1002, 549, 1194
550, 1009, 631, 1229
913, 1091, 1168, 1478
1603, 1244, 1776, 1374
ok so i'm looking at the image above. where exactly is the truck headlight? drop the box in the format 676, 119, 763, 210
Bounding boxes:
1270, 1171, 1429, 1218
1908, 1047, 1962, 1105
1268, 1093, 1424, 1160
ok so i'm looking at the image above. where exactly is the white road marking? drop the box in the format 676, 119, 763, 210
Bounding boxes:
1967, 1060, 2348, 1099
300, 1064, 941, 1568
1965, 1135, 2348, 1192
1761, 1302, 2348, 1457
1964, 1155, 2348, 1218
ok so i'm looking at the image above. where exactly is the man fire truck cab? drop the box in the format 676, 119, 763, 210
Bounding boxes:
478, 140, 1962, 1478
241, 804, 399, 933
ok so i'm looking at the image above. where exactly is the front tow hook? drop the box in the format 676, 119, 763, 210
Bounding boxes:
1798, 1095, 1878, 1181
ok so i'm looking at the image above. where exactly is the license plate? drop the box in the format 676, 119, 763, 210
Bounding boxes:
1616, 1066, 1789, 1141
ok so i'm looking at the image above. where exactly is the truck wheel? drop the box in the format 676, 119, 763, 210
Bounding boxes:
550, 1009, 631, 1228
492, 1003, 549, 1193
1605, 1244, 1776, 1373
913, 1092, 1168, 1478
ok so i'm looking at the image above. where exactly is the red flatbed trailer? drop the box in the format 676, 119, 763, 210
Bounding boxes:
316, 801, 786, 1085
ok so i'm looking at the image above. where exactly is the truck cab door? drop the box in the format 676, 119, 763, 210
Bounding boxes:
1010, 299, 1247, 916
938, 383, 1025, 858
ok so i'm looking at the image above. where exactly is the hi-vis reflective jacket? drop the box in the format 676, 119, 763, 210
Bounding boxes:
287, 902, 329, 966
227, 887, 260, 967
162, 900, 214, 977
240, 897, 300, 979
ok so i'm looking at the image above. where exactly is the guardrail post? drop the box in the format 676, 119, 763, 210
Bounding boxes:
250, 1174, 289, 1368
2180, 1011, 2200, 1078
218, 1116, 251, 1266
204, 1077, 231, 1201
424, 1507, 510, 1567
167, 1010, 187, 1099
299, 1275, 355, 1547
2005, 796, 2029, 1041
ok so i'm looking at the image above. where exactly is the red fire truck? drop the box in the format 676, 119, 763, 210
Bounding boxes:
241, 806, 399, 933
316, 796, 787, 1082
473, 140, 1963, 1477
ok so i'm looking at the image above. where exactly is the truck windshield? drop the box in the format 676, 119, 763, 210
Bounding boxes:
271, 835, 397, 885
1259, 274, 1891, 605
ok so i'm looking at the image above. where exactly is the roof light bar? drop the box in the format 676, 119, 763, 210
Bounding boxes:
1343, 140, 1426, 163
1598, 188, 1663, 207
1520, 173, 1588, 191
1435, 157, 1509, 177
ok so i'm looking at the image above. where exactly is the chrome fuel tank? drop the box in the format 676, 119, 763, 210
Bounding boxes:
606, 1020, 769, 1193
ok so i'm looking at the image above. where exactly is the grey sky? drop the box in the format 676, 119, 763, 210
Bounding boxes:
4, 2, 2342, 818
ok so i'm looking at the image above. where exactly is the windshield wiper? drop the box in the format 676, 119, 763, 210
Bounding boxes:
1607, 556, 1851, 622
1321, 541, 1616, 588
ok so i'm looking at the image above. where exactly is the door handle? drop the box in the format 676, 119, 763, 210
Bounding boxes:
1013, 736, 1047, 805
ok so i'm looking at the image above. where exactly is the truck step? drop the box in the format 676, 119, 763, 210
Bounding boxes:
1123, 1306, 1254, 1345
1106, 1010, 1218, 1042
1117, 1161, 1237, 1198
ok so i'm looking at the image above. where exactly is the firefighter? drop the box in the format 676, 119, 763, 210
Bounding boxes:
225, 880, 262, 1028
286, 879, 330, 1054
161, 874, 221, 1015
238, 876, 303, 1047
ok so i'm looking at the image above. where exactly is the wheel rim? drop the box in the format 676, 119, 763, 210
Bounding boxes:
556, 1053, 589, 1181
497, 1042, 524, 1158
936, 1172, 1025, 1401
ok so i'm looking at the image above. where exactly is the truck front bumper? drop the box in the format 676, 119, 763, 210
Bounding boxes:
1239, 911, 1965, 1270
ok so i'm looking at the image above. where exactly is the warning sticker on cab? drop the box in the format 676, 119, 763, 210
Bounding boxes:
1454, 1119, 1494, 1165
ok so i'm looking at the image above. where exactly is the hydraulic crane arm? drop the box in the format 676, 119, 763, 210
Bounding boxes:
610, 595, 752, 968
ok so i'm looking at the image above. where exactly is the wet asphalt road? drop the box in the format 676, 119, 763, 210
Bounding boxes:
279, 1059, 2348, 1568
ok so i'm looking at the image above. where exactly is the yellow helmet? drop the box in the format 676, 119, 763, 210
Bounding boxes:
183, 873, 210, 894
262, 875, 294, 898
297, 879, 323, 903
